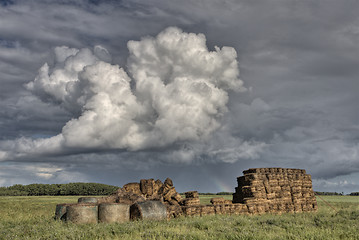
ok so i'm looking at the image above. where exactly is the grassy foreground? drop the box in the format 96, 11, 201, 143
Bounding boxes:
0, 195, 358, 239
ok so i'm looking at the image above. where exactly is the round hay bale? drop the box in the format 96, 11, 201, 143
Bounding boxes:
66, 204, 98, 224
54, 203, 77, 220
130, 201, 167, 221
78, 197, 98, 204
98, 203, 130, 223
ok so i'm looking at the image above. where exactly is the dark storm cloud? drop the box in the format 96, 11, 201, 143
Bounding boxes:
0, 0, 358, 193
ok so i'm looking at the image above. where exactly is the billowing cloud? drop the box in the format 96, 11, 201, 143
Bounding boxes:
0, 27, 248, 160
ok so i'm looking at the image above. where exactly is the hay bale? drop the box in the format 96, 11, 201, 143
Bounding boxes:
200, 205, 215, 216
66, 204, 98, 224
166, 205, 183, 219
98, 203, 130, 223
163, 187, 177, 201
210, 197, 226, 205
140, 179, 155, 197
123, 182, 142, 195
182, 206, 201, 216
78, 197, 98, 204
117, 191, 146, 205
172, 193, 182, 202
182, 198, 200, 206
164, 178, 173, 187
54, 203, 77, 220
185, 191, 199, 199
130, 201, 167, 221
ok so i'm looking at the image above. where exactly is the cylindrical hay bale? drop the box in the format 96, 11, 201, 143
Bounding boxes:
130, 201, 167, 221
66, 204, 98, 224
78, 197, 98, 204
55, 203, 77, 220
98, 203, 130, 223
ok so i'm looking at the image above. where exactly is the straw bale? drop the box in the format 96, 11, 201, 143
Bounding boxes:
154, 179, 163, 193
78, 197, 98, 204
182, 206, 201, 216
123, 182, 142, 195
66, 204, 98, 224
172, 193, 182, 202
200, 205, 215, 216
116, 190, 146, 205
210, 197, 226, 205
54, 203, 77, 220
163, 187, 177, 201
164, 177, 173, 187
185, 191, 199, 199
130, 201, 167, 221
98, 203, 130, 223
246, 203, 256, 214
140, 179, 155, 197
166, 205, 183, 219
182, 198, 200, 206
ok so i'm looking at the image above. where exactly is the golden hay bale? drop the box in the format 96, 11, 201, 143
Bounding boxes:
98, 203, 130, 223
130, 201, 167, 221
66, 204, 98, 224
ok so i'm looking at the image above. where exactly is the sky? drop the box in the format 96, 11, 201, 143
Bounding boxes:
0, 0, 358, 194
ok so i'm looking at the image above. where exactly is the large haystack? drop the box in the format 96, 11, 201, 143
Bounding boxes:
232, 168, 318, 213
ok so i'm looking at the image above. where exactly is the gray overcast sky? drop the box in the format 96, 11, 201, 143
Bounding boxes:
0, 0, 358, 194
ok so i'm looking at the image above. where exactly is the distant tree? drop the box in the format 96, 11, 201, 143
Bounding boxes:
216, 192, 234, 195
315, 191, 343, 196
0, 183, 118, 196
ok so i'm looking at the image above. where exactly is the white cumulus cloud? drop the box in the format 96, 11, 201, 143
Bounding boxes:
0, 27, 248, 161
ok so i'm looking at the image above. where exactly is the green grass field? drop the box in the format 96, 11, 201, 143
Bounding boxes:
0, 195, 358, 240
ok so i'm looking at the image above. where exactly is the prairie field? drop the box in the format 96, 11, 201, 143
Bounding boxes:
0, 195, 358, 240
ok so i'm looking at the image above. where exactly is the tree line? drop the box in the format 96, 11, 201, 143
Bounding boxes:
0, 183, 119, 196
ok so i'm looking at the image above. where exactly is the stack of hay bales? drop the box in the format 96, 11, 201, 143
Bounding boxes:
209, 197, 248, 215
181, 191, 201, 216
232, 168, 317, 214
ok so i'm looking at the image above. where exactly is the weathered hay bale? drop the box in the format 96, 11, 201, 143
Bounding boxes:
78, 197, 98, 204
166, 205, 183, 219
182, 206, 201, 216
185, 191, 199, 199
117, 192, 146, 205
210, 197, 226, 205
130, 201, 167, 221
123, 182, 142, 195
98, 203, 130, 223
182, 198, 200, 206
140, 179, 155, 197
54, 203, 77, 220
66, 204, 98, 224
163, 187, 177, 201
172, 193, 182, 202
164, 178, 173, 187
200, 205, 215, 216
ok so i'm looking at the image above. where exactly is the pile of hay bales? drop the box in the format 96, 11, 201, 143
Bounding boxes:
98, 177, 182, 206
232, 168, 318, 214
55, 177, 185, 223
55, 168, 318, 223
